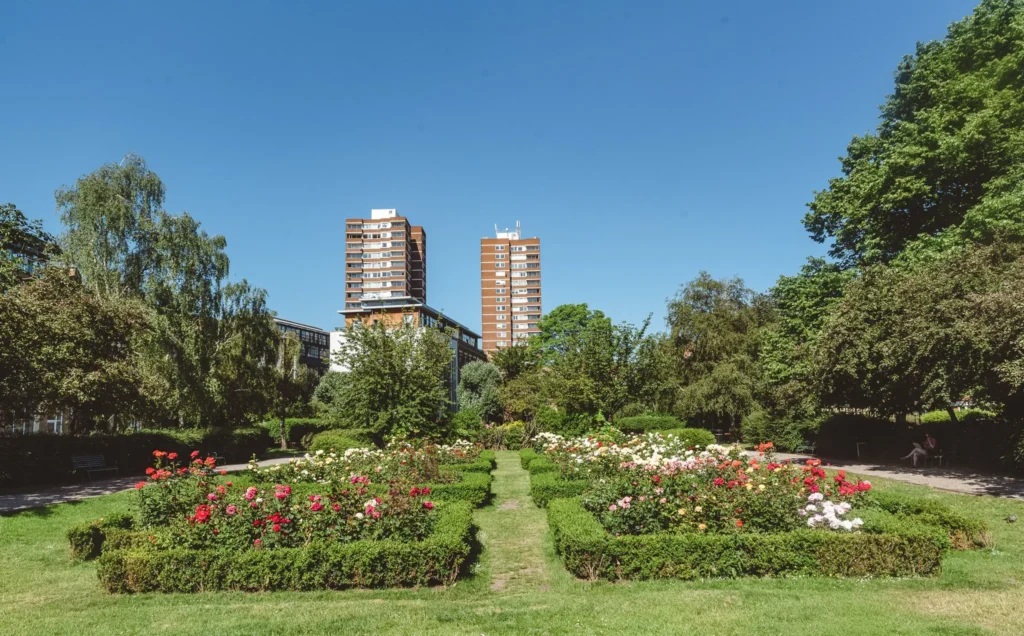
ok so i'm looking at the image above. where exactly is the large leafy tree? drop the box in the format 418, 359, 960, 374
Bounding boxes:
813, 239, 1024, 418
56, 156, 273, 427
0, 268, 148, 432
532, 303, 608, 364
0, 203, 59, 291
758, 258, 854, 418
664, 273, 767, 428
804, 0, 1024, 268
331, 317, 455, 438
542, 305, 659, 418
456, 361, 503, 423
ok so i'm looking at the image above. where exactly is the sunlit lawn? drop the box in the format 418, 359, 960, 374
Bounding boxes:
1, 451, 1022, 635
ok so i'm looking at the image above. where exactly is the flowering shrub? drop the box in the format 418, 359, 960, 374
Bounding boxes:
249, 440, 481, 485
163, 476, 435, 550
135, 450, 227, 527
579, 445, 872, 536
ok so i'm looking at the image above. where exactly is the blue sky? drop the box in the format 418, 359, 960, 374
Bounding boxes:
1, 0, 979, 334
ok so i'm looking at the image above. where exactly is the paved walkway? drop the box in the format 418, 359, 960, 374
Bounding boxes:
748, 451, 1024, 500
0, 456, 295, 513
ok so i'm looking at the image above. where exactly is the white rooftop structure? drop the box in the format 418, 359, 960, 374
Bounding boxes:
495, 220, 522, 240
371, 208, 398, 220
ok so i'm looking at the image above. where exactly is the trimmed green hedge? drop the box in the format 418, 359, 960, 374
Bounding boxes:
0, 427, 266, 488
658, 428, 717, 448
519, 448, 539, 470
529, 471, 587, 507
440, 450, 496, 475
97, 501, 476, 593
67, 512, 134, 561
548, 498, 946, 581
307, 431, 369, 453
526, 457, 558, 475
615, 415, 683, 432
863, 490, 987, 548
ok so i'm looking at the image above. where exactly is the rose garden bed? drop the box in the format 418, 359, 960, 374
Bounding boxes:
526, 432, 986, 580
68, 443, 491, 592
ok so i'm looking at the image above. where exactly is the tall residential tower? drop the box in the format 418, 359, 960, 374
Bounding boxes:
480, 222, 541, 352
344, 209, 426, 310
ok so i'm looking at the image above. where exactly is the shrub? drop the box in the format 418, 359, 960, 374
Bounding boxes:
440, 450, 496, 475
519, 448, 539, 470
548, 498, 945, 580
862, 490, 987, 548
659, 428, 717, 449
308, 431, 369, 453
0, 427, 266, 488
614, 415, 684, 433
529, 472, 587, 507
919, 409, 996, 425
97, 501, 475, 593
741, 411, 818, 452
526, 457, 558, 475
67, 512, 134, 561
477, 422, 528, 450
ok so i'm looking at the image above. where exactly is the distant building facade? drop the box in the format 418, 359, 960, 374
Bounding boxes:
481, 222, 541, 352
273, 317, 330, 374
344, 209, 427, 310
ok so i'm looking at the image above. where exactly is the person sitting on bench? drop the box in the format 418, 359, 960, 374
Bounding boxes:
902, 433, 937, 467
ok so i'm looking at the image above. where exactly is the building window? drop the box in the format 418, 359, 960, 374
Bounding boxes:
495, 297, 506, 303
495, 305, 506, 311
495, 254, 506, 260
495, 263, 506, 269
511, 263, 527, 269
496, 323, 507, 328
496, 340, 507, 347
496, 314, 506, 320
495, 245, 506, 251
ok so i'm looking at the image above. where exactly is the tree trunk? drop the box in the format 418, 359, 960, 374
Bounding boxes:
946, 407, 960, 425
280, 414, 288, 451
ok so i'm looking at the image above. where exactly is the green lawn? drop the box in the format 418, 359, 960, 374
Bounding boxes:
1, 452, 1023, 635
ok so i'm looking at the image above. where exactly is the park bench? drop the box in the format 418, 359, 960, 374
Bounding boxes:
71, 455, 119, 480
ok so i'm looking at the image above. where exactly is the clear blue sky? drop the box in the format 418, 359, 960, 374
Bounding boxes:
0, 0, 979, 335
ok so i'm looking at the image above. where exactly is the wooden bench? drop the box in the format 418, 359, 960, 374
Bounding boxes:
71, 455, 118, 480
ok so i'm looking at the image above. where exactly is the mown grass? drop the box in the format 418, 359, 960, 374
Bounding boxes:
0, 452, 1022, 635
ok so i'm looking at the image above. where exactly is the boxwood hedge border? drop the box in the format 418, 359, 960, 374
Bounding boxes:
97, 501, 475, 593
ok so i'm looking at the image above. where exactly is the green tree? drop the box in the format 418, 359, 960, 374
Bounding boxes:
312, 371, 346, 418
804, 0, 1024, 268
0, 203, 59, 291
0, 268, 148, 431
664, 273, 766, 429
532, 303, 608, 364
488, 344, 538, 381
456, 361, 503, 423
270, 332, 319, 450
813, 239, 1024, 418
56, 156, 273, 427
331, 317, 455, 439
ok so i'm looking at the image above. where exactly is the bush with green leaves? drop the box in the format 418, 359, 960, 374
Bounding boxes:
97, 501, 475, 593
919, 409, 996, 425
741, 410, 818, 452
614, 415, 684, 433
307, 431, 370, 453
67, 513, 134, 561
548, 497, 945, 581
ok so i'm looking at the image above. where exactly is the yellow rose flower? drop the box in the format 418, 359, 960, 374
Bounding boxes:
697, 524, 707, 531
677, 508, 687, 516
745, 483, 753, 490
694, 506, 702, 513
758, 484, 765, 491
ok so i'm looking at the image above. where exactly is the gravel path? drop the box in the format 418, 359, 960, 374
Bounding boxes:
751, 451, 1024, 500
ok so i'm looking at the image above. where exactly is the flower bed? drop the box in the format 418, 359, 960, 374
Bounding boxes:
548, 497, 945, 581
98, 500, 474, 593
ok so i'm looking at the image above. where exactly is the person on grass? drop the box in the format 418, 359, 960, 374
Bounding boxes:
902, 433, 938, 467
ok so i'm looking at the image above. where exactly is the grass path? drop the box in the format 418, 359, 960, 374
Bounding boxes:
473, 450, 552, 593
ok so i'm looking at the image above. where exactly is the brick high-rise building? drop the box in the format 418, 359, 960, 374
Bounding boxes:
480, 221, 541, 352
344, 209, 426, 310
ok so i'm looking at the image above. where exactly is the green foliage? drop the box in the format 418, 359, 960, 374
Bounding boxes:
919, 409, 996, 424
258, 418, 335, 447
67, 513, 134, 561
664, 273, 767, 429
659, 428, 717, 449
0, 427, 265, 488
269, 331, 319, 449
614, 415, 683, 432
488, 344, 539, 381
0, 202, 59, 292
477, 422, 529, 450
813, 241, 1024, 417
862, 490, 988, 549
97, 501, 475, 592
528, 471, 587, 507
519, 448, 539, 470
741, 410, 818, 452
456, 361, 503, 422
331, 318, 455, 439
307, 431, 369, 453
548, 497, 945, 581
311, 371, 346, 418
0, 268, 149, 431
804, 0, 1024, 268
